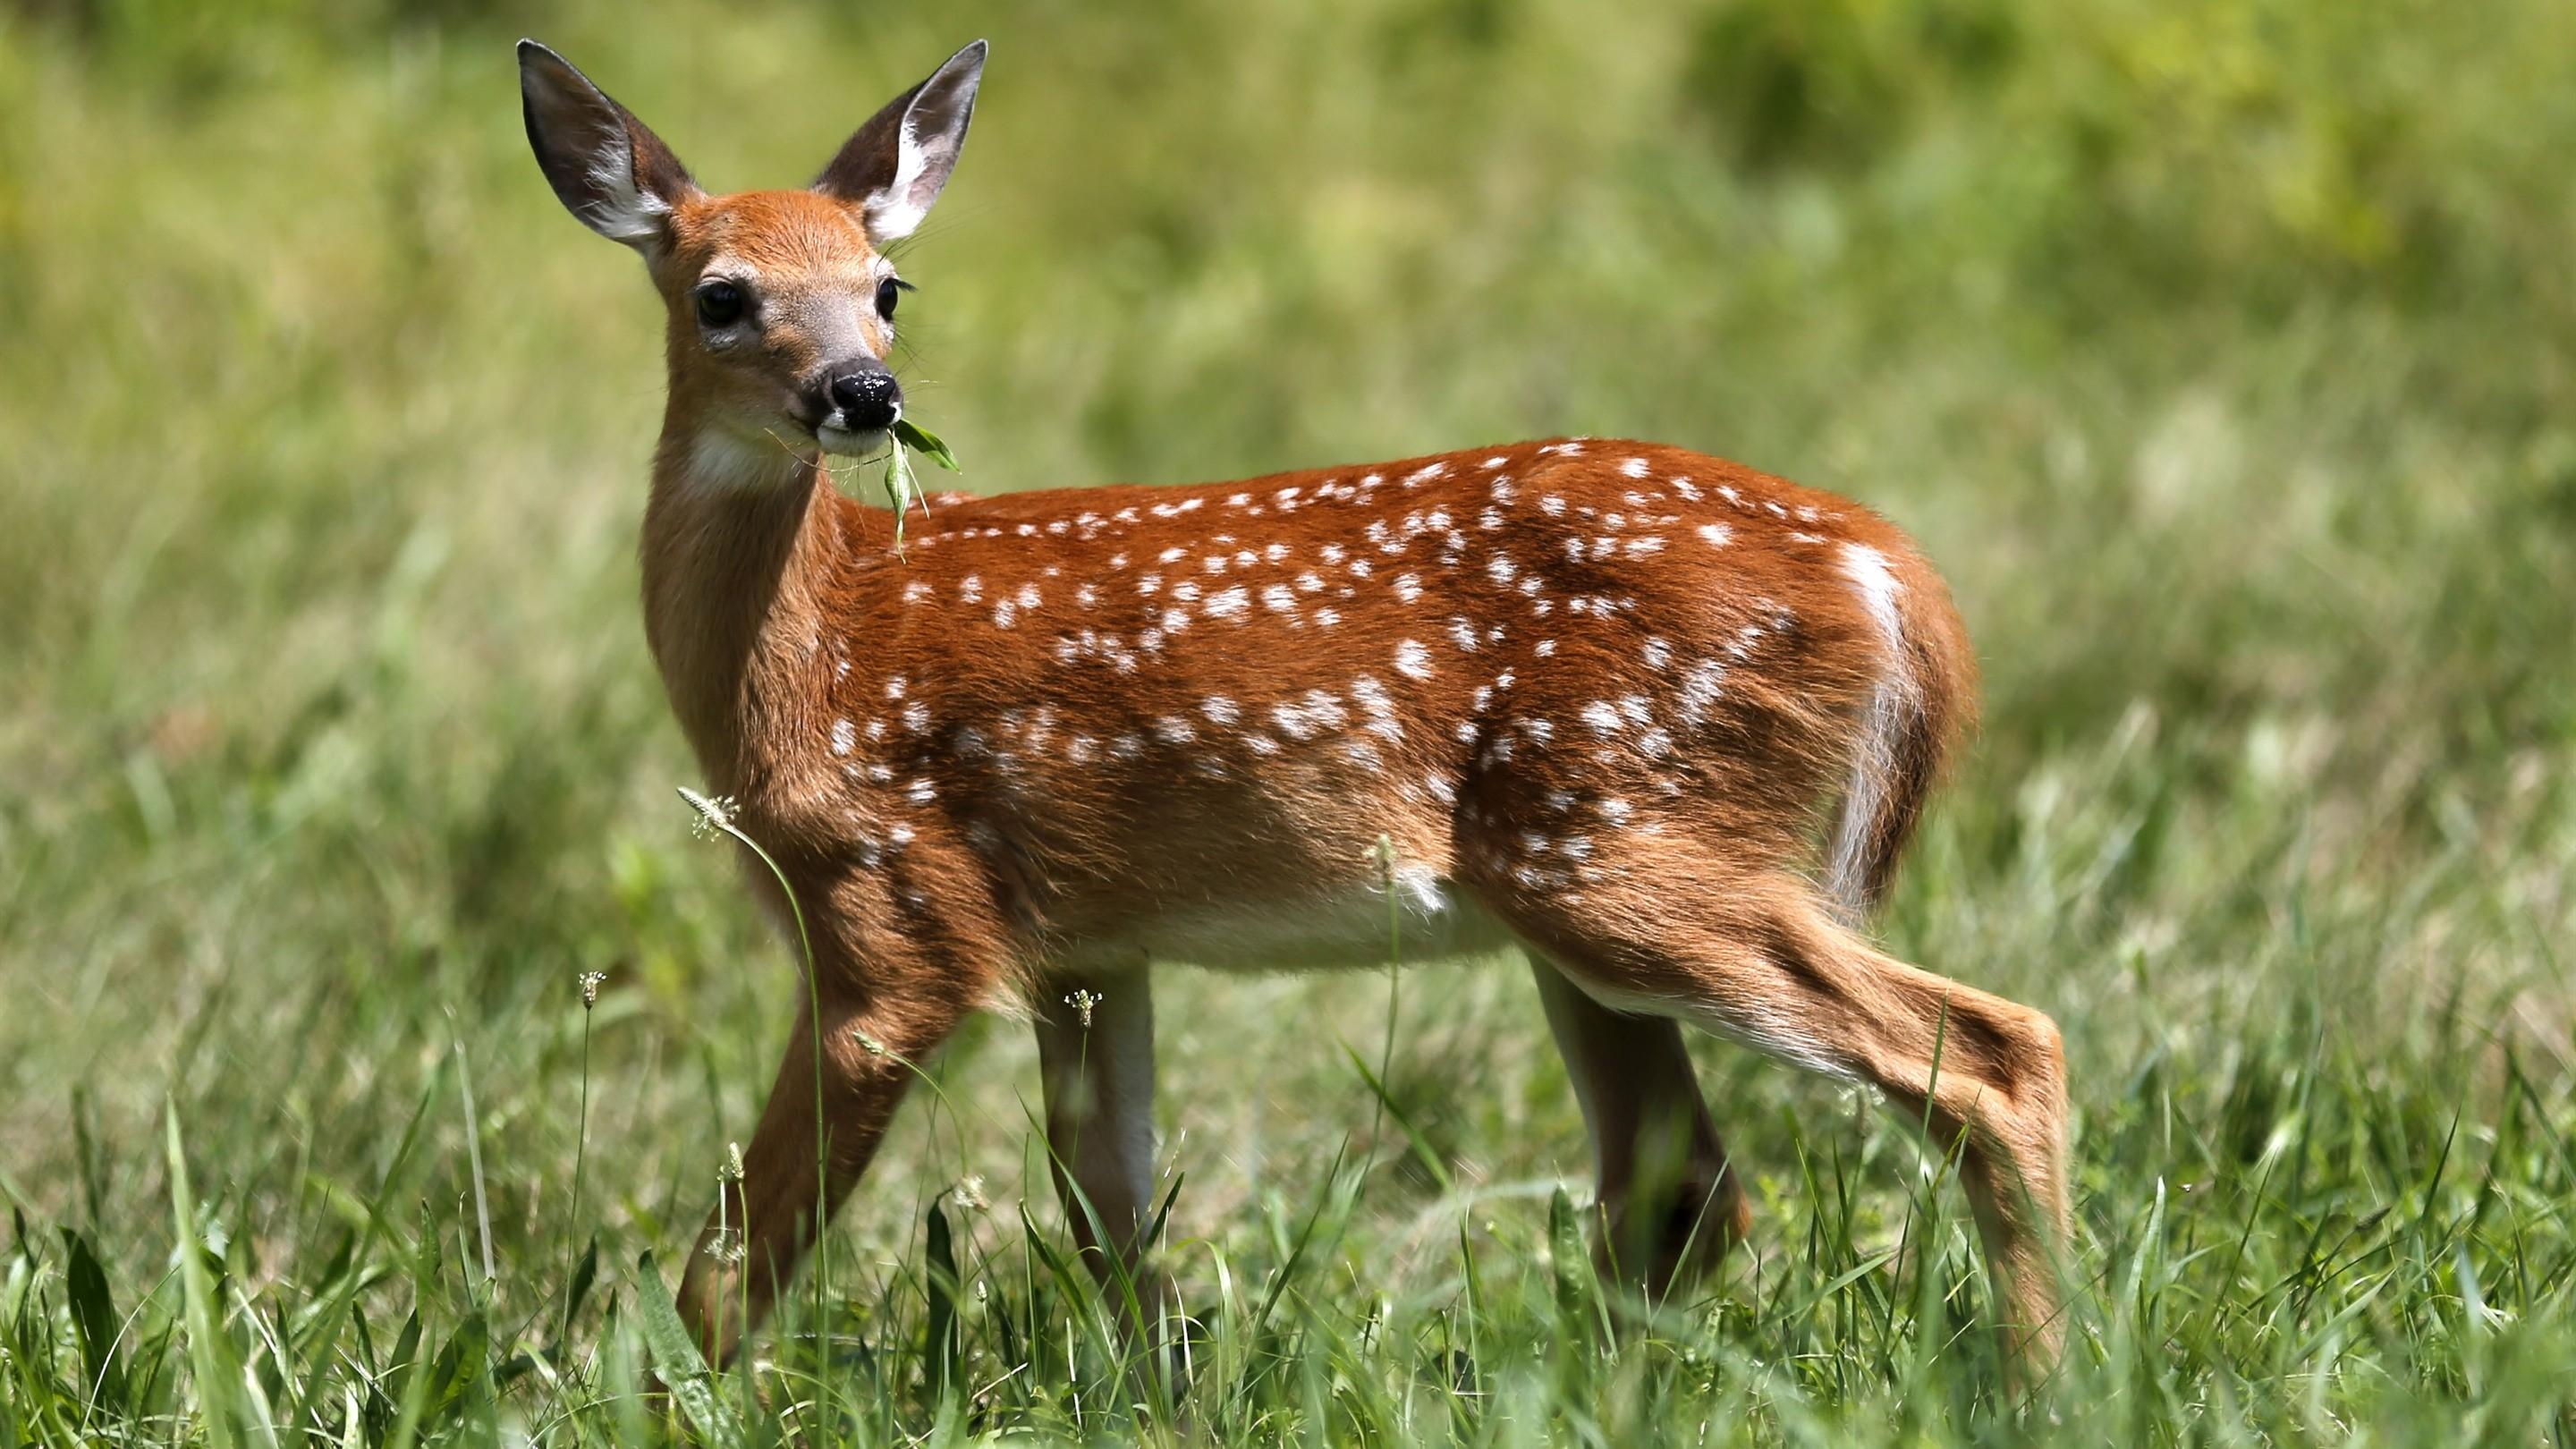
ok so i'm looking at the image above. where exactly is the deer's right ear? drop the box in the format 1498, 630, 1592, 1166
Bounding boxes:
812, 40, 987, 243
518, 40, 699, 252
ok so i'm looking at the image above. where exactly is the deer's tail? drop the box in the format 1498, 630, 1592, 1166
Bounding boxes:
1821, 540, 1979, 919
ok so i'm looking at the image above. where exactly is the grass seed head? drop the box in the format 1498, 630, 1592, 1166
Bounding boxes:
1063, 988, 1100, 1030
678, 786, 740, 841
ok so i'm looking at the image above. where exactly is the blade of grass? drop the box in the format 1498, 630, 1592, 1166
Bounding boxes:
632, 1250, 749, 1449
165, 1103, 242, 1449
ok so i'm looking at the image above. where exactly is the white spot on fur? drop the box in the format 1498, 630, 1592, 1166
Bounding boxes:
1270, 691, 1348, 739
1677, 659, 1729, 725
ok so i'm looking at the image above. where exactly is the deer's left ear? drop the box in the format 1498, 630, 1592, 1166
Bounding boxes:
519, 40, 699, 253
814, 39, 987, 243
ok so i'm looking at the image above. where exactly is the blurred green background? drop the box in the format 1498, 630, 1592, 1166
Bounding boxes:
3, 0, 2573, 1441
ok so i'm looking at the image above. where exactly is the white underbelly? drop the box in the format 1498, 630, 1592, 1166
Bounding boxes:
1079, 866, 1520, 973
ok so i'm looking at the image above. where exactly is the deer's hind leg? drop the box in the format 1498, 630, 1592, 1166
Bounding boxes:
1474, 857, 2071, 1368
1527, 954, 1750, 1300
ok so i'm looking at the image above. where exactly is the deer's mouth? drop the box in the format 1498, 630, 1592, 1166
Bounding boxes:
814, 422, 891, 458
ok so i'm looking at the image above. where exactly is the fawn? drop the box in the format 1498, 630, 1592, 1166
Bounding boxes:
519, 38, 2072, 1375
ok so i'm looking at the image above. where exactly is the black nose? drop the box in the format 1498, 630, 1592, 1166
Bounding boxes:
826, 368, 901, 432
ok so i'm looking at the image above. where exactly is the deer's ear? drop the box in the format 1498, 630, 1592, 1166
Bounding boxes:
812, 40, 986, 243
518, 40, 699, 252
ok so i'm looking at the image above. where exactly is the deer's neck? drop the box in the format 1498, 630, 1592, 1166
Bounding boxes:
640, 422, 879, 794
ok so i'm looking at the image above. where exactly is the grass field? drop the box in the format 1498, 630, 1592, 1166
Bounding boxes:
4, 0, 2575, 1442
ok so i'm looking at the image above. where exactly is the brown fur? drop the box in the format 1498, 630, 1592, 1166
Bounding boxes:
637, 428, 2068, 1375
516, 44, 2070, 1383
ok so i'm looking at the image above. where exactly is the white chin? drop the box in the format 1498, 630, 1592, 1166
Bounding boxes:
815, 424, 889, 458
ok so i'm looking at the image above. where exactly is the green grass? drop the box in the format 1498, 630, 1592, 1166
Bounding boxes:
4, 0, 2574, 1442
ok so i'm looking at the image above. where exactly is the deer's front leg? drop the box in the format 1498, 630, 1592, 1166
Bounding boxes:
675, 985, 968, 1365
1032, 968, 1172, 1327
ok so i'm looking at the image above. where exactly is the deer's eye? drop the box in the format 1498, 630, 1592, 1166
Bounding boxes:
695, 280, 746, 329
875, 275, 907, 320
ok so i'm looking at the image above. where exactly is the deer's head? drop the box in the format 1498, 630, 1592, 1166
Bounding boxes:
518, 39, 984, 477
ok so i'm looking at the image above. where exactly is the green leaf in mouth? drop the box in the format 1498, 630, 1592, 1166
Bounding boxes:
892, 416, 962, 472
881, 416, 963, 556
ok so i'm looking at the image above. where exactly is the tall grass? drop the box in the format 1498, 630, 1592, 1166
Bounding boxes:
2, 0, 2572, 1442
